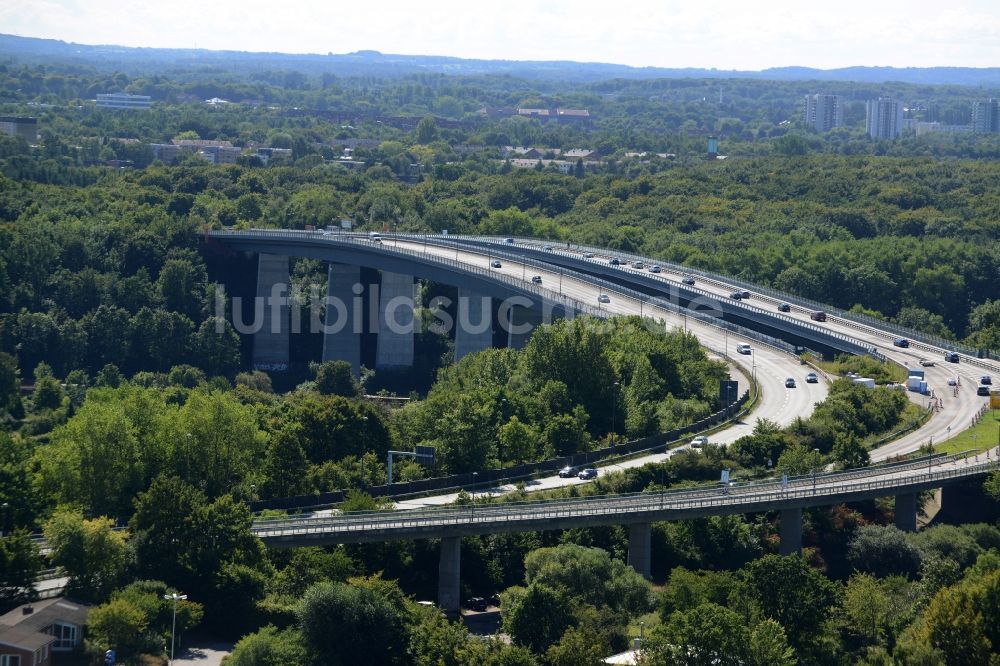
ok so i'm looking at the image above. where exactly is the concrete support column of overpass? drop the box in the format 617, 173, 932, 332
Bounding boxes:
252, 253, 290, 369
627, 522, 652, 580
376, 271, 415, 369
779, 507, 803, 555
506, 305, 544, 350
321, 263, 362, 375
894, 493, 918, 532
454, 289, 493, 362
438, 536, 462, 617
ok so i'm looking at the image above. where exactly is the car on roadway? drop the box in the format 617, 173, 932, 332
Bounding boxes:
649, 265, 662, 273
371, 237, 382, 244
490, 260, 502, 268
919, 358, 936, 367
531, 275, 543, 284
503, 237, 515, 244
979, 386, 992, 396
690, 435, 708, 448
729, 291, 743, 300
777, 303, 791, 312
583, 252, 595, 258
609, 258, 621, 266
785, 377, 797, 388
944, 352, 960, 363
739, 290, 751, 299
682, 275, 695, 286
805, 372, 818, 383
488, 593, 502, 607
947, 377, 958, 386
893, 338, 910, 348
578, 468, 598, 480
982, 376, 993, 385
466, 597, 488, 612
558, 466, 578, 478
736, 343, 752, 355
632, 261, 645, 269
598, 294, 611, 303
543, 244, 554, 251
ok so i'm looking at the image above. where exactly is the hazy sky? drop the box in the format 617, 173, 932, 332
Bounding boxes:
3, 0, 1000, 70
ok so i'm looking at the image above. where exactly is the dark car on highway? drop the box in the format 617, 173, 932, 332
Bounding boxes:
466, 597, 488, 612
578, 468, 598, 480
777, 303, 791, 312
558, 466, 578, 478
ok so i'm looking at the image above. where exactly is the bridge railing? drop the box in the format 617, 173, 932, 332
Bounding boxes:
252, 454, 996, 538
208, 229, 605, 320
426, 234, 879, 358
448, 234, 999, 367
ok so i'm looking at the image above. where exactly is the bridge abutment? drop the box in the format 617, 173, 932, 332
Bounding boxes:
455, 289, 494, 362
894, 493, 918, 532
627, 522, 652, 580
779, 507, 802, 555
377, 271, 416, 369
438, 536, 462, 617
322, 263, 362, 375
253, 253, 290, 370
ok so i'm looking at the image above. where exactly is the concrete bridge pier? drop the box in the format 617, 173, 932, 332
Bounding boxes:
252, 253, 290, 370
779, 507, 802, 555
322, 263, 362, 375
454, 289, 494, 362
377, 271, 416, 369
438, 536, 462, 617
894, 493, 918, 532
506, 305, 544, 350
627, 522, 652, 580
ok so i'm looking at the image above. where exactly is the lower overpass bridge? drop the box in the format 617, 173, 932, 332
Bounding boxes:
252, 451, 998, 614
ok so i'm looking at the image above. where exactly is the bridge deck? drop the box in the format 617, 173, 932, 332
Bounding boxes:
253, 453, 997, 546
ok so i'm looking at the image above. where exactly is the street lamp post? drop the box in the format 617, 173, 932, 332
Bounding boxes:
812, 448, 820, 495
163, 592, 187, 665
611, 382, 620, 451
471, 472, 478, 519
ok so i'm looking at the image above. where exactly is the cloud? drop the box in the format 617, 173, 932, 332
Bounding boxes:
1, 0, 1000, 69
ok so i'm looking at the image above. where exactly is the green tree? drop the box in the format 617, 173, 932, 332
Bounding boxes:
847, 525, 923, 578
262, 426, 310, 498
648, 602, 750, 666
191, 317, 242, 377
43, 509, 126, 602
227, 625, 308, 666
842, 573, 891, 646
0, 530, 41, 612
416, 116, 439, 144
87, 597, 150, 659
298, 577, 413, 666
736, 554, 839, 652
502, 583, 574, 654
0, 352, 22, 417
313, 360, 359, 397
523, 544, 651, 614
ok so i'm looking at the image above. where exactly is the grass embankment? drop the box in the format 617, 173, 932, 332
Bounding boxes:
932, 409, 1000, 456
815, 355, 909, 384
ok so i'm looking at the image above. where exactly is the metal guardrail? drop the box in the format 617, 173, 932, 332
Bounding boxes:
208, 229, 607, 320
210, 229, 806, 360
452, 234, 999, 368
252, 454, 997, 540
433, 234, 879, 357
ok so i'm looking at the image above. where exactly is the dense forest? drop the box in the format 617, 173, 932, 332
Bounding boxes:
3, 53, 1000, 665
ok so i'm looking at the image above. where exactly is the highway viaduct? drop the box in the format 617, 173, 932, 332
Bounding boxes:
252, 453, 998, 615
203, 229, 882, 374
